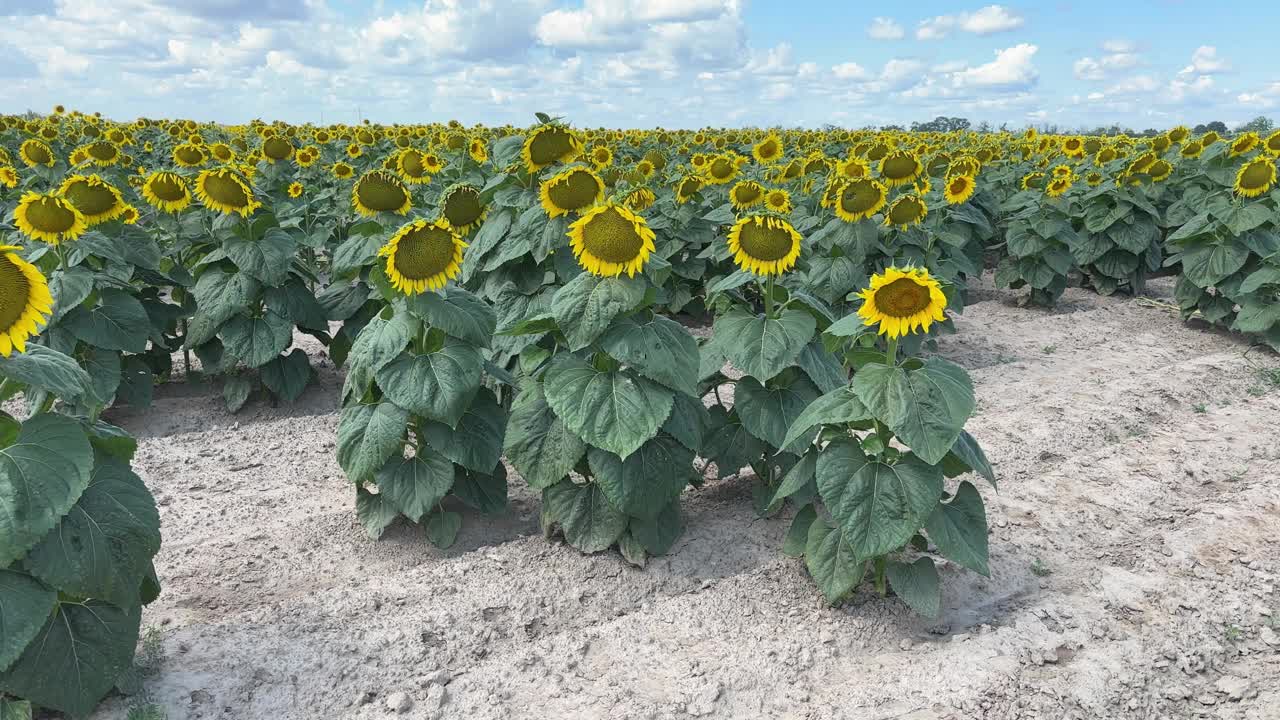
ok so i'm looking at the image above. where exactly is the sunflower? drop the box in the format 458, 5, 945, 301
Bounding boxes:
1168, 126, 1190, 144
439, 183, 487, 234
378, 219, 467, 295
726, 214, 802, 277
835, 156, 871, 180
82, 141, 121, 167
1051, 164, 1073, 179
522, 125, 582, 172
1151, 135, 1171, 154
764, 188, 792, 213
194, 167, 260, 217
703, 154, 738, 185
172, 143, 206, 168
1201, 131, 1221, 147
588, 144, 613, 168
752, 133, 784, 164
422, 153, 445, 173
878, 151, 923, 188
539, 166, 604, 218
634, 159, 656, 179
14, 191, 88, 244
209, 142, 236, 163
829, 176, 890, 221
261, 136, 295, 163
1020, 172, 1046, 191
18, 139, 54, 168
882, 194, 928, 230
623, 187, 656, 212
1229, 133, 1259, 158
287, 182, 303, 198
674, 175, 703, 204
1085, 172, 1105, 187
729, 180, 765, 211
119, 205, 139, 224
1146, 159, 1173, 182
0, 245, 54, 356
1234, 156, 1277, 198
1180, 141, 1204, 159
942, 174, 976, 205
567, 202, 656, 277
0, 166, 17, 189
1062, 137, 1085, 158
58, 174, 126, 225
1045, 176, 1072, 198
351, 170, 411, 217
332, 162, 355, 179
1264, 130, 1280, 157
948, 156, 981, 177
855, 266, 947, 340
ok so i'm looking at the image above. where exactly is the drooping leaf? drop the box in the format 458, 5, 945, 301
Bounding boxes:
336, 402, 409, 483
374, 451, 455, 523
924, 480, 990, 576
734, 371, 821, 450
599, 314, 700, 396
588, 435, 693, 520
542, 354, 673, 459
424, 509, 462, 549
0, 345, 93, 402
0, 569, 56, 672
886, 557, 941, 617
714, 308, 815, 380
628, 500, 683, 555
185, 270, 262, 347
260, 348, 313, 402
780, 385, 872, 450
824, 456, 943, 561
543, 480, 628, 553
503, 379, 585, 490
63, 290, 152, 353
422, 387, 507, 473
355, 486, 399, 540
375, 339, 483, 427
782, 504, 817, 557
409, 286, 496, 348
550, 273, 647, 351
805, 519, 866, 605
852, 358, 974, 465
0, 414, 94, 567
221, 310, 293, 368
452, 463, 508, 514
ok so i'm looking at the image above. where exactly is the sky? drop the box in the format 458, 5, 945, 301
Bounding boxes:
0, 0, 1275, 130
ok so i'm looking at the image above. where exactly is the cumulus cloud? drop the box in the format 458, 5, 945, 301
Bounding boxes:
1074, 43, 1140, 81
916, 5, 1023, 40
866, 17, 904, 40
1180, 45, 1229, 75
832, 62, 871, 80
952, 43, 1038, 88
363, 0, 548, 62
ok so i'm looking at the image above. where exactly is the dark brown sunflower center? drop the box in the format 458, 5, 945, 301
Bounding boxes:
547, 171, 600, 211
888, 198, 924, 225
733, 184, 762, 204
203, 172, 252, 207
1240, 161, 1274, 190
149, 174, 187, 202
262, 137, 293, 160
0, 255, 32, 331
25, 197, 78, 233
875, 277, 932, 318
63, 180, 119, 217
394, 226, 456, 280
1181, 142, 1202, 157
948, 177, 969, 195
23, 143, 52, 164
582, 208, 644, 264
1024, 174, 1045, 189
840, 181, 881, 214
758, 140, 778, 159
356, 173, 408, 212
881, 153, 918, 180
443, 187, 483, 226
400, 151, 427, 177
176, 145, 204, 164
678, 178, 702, 198
709, 158, 734, 179
88, 142, 118, 161
738, 219, 795, 262
528, 128, 575, 166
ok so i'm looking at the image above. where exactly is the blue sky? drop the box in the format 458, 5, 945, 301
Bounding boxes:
0, 0, 1274, 130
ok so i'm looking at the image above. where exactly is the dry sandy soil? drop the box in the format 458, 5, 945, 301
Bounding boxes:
88, 275, 1280, 720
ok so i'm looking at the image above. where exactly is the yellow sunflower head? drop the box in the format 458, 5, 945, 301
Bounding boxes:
1146, 159, 1173, 182
209, 142, 235, 163
80, 141, 121, 167
1180, 141, 1204, 159
332, 162, 355, 179
764, 188, 792, 213
729, 180, 765, 211
18, 139, 54, 168
1062, 137, 1085, 158
855, 266, 947, 339
0, 166, 18, 189
674, 175, 703, 204
834, 178, 887, 222
378, 219, 467, 295
635, 159, 656, 179
119, 205, 139, 224
352, 170, 411, 217
261, 136, 295, 163
878, 150, 923, 188
1051, 164, 1073, 179
0, 245, 54, 356
882, 194, 928, 230
1230, 132, 1259, 158
1234, 156, 1277, 198
539, 166, 604, 218
1085, 171, 1105, 187
588, 144, 613, 168
1201, 131, 1220, 147
14, 192, 88, 244
439, 183, 487, 234
703, 154, 739, 184
623, 187, 656, 212
1264, 130, 1280, 157
522, 125, 583, 173
288, 182, 304, 198
942, 174, 976, 206
1045, 176, 1073, 198
1168, 126, 1190, 144
1020, 172, 1046, 190
752, 133, 784, 164
726, 214, 802, 277
194, 167, 260, 217
172, 142, 207, 168
566, 202, 656, 277
57, 174, 126, 225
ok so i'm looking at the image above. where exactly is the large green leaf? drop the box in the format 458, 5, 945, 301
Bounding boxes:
186, 270, 262, 346
82, 347, 121, 407
662, 393, 707, 452
1180, 241, 1250, 287
543, 354, 673, 459
260, 349, 313, 402
599, 314, 700, 396
223, 227, 296, 286
805, 519, 866, 605
452, 463, 508, 514
503, 379, 585, 490
551, 273, 647, 351
23, 454, 161, 607
422, 387, 506, 473
825, 456, 943, 561
924, 480, 990, 576
814, 437, 868, 510
701, 405, 764, 477
1232, 297, 1280, 333
425, 509, 462, 549
796, 341, 847, 393
342, 310, 416, 401
0, 697, 31, 720
374, 451, 455, 523
782, 504, 817, 557
265, 278, 328, 332
355, 486, 399, 540
735, 371, 821, 450
48, 268, 94, 323
0, 345, 92, 402
409, 287, 496, 348
852, 358, 974, 465
781, 385, 872, 450
0, 414, 94, 567
375, 339, 483, 427
942, 430, 997, 487
628, 500, 683, 555
0, 569, 56, 672
0, 599, 141, 718
221, 310, 292, 368
714, 308, 815, 380
588, 436, 692, 519
886, 557, 941, 617
336, 402, 409, 483
543, 480, 627, 553
63, 290, 151, 353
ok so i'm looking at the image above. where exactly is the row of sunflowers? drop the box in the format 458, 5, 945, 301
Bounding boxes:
0, 106, 1277, 718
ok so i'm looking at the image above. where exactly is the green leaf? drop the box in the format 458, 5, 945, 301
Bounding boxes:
337, 402, 409, 483
425, 509, 462, 549
628, 499, 683, 555
618, 529, 647, 567
599, 314, 700, 396
375, 340, 483, 426
342, 310, 416, 401
662, 393, 707, 452
222, 375, 252, 412
260, 348, 313, 402
224, 227, 296, 286
116, 356, 153, 409
408, 287, 496, 348
1181, 242, 1250, 287
543, 480, 628, 553
82, 347, 122, 407
735, 372, 821, 450
48, 268, 94, 323
375, 452, 454, 523
1226, 203, 1274, 234
825, 456, 943, 561
942, 431, 996, 487
924, 480, 990, 576
0, 569, 56, 672
422, 387, 506, 473
782, 504, 816, 557
814, 437, 868, 510
355, 486, 399, 540
452, 463, 507, 514
1240, 229, 1280, 259
714, 308, 815, 380
0, 697, 31, 720
186, 270, 262, 347
781, 386, 872, 450
543, 354, 674, 459
1232, 297, 1280, 333
23, 455, 161, 607
852, 358, 975, 465
0, 599, 141, 717
805, 519, 866, 605
1239, 266, 1280, 294
886, 557, 941, 617
266, 279, 328, 332
551, 273, 647, 351
460, 207, 513, 281
0, 345, 92, 401
0, 414, 94, 567
221, 310, 292, 368
588, 436, 692, 519
503, 379, 586, 490
63, 289, 151, 353
701, 405, 764, 477
796, 341, 847, 393
317, 281, 370, 322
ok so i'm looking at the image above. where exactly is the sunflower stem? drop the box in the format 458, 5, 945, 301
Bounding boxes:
885, 337, 899, 368
763, 275, 775, 318
874, 557, 888, 596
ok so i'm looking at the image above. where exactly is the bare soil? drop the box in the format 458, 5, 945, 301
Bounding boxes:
90, 276, 1280, 720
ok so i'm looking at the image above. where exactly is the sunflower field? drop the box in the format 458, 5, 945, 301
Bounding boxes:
1, 106, 1278, 717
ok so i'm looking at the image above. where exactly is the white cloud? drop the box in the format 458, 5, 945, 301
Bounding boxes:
1180, 45, 1229, 75
867, 17, 904, 40
1238, 83, 1280, 109
952, 43, 1038, 88
832, 62, 871, 80
1074, 46, 1140, 81
915, 16, 954, 40
916, 5, 1022, 40
536, 0, 730, 50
